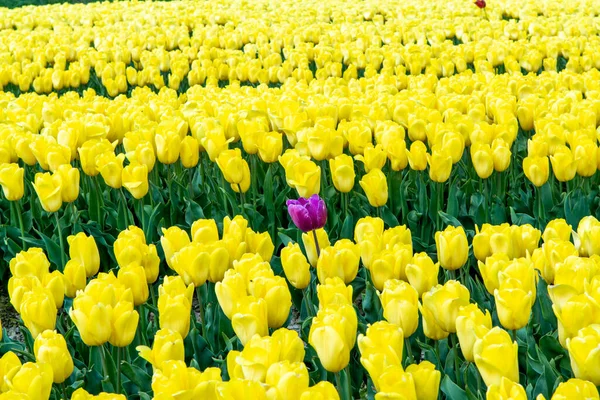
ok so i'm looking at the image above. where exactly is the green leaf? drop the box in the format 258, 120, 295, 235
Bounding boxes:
441, 375, 467, 400
439, 211, 461, 227
37, 230, 64, 271
340, 213, 354, 240
120, 361, 152, 392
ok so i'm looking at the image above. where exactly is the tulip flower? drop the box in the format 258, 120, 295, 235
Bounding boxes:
231, 295, 269, 345
281, 242, 311, 289
456, 304, 492, 362
523, 156, 549, 187
33, 172, 62, 213
158, 276, 194, 338
180, 136, 200, 168
19, 287, 57, 339
300, 381, 340, 400
0, 352, 22, 392
329, 154, 355, 193
473, 327, 519, 387
316, 239, 361, 284
435, 225, 469, 271
191, 219, 220, 244
0, 163, 24, 201
422, 280, 470, 333
567, 324, 600, 385
406, 361, 441, 400
550, 379, 600, 400
6, 362, 53, 399
406, 252, 439, 297
122, 162, 149, 199
160, 226, 191, 269
379, 279, 420, 338
317, 277, 353, 309
359, 168, 388, 207
309, 304, 357, 372
486, 377, 527, 400
137, 328, 185, 370
406, 141, 428, 171
34, 330, 74, 383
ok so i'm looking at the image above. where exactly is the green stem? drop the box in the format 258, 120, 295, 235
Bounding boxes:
220, 173, 229, 217
303, 286, 313, 318
511, 329, 517, 342
188, 168, 194, 199
119, 188, 129, 227
404, 337, 414, 366
55, 212, 67, 270
196, 286, 206, 339
116, 346, 122, 394
251, 154, 258, 211
335, 371, 349, 400
312, 229, 321, 258
61, 382, 67, 400
12, 201, 26, 250
344, 366, 352, 400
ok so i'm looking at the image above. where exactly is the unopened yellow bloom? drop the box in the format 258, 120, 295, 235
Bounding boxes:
137, 328, 185, 370
34, 330, 74, 383
0, 352, 22, 392
180, 136, 200, 168
117, 263, 148, 306
158, 276, 194, 338
281, 242, 311, 289
523, 156, 549, 187
317, 239, 360, 284
567, 324, 600, 385
550, 379, 599, 400
486, 377, 527, 400
317, 277, 353, 309
96, 152, 125, 189
7, 362, 53, 400
359, 168, 388, 207
456, 304, 492, 362
358, 321, 404, 391
191, 219, 219, 244
308, 304, 357, 372
405, 252, 439, 297
300, 381, 340, 400
122, 162, 149, 199
376, 365, 417, 400
369, 245, 412, 291
471, 143, 494, 179
0, 164, 24, 201
20, 287, 57, 338
494, 286, 534, 330
427, 150, 452, 182
406, 141, 428, 171
302, 228, 330, 267
406, 361, 441, 400
435, 225, 468, 271
329, 154, 355, 193
543, 219, 572, 243
422, 280, 470, 333
231, 295, 269, 345
258, 131, 283, 163
33, 172, 62, 212
355, 144, 387, 173
379, 279, 419, 338
160, 226, 191, 269
492, 138, 512, 172
155, 129, 182, 165
473, 327, 519, 387
550, 147, 577, 182
288, 159, 320, 198
67, 232, 100, 278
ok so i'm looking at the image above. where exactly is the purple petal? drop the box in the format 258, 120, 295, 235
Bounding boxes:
306, 194, 327, 229
287, 203, 314, 232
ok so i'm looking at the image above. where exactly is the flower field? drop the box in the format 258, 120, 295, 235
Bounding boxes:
1, 0, 600, 398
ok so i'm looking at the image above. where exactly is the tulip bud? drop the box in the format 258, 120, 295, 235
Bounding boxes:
456, 304, 492, 362
550, 379, 600, 400
329, 154, 355, 193
422, 280, 470, 333
406, 141, 428, 171
308, 304, 357, 372
122, 162, 148, 199
96, 152, 125, 189
266, 361, 309, 399
359, 168, 388, 207
0, 352, 22, 392
523, 156, 549, 187
67, 232, 100, 278
486, 377, 527, 400
191, 219, 219, 244
406, 361, 441, 400
543, 219, 572, 243
288, 159, 321, 198
160, 227, 191, 269
7, 362, 53, 399
20, 287, 57, 338
155, 129, 182, 165
317, 239, 360, 284
257, 131, 283, 163
358, 321, 404, 391
63, 259, 86, 298
180, 136, 199, 168
471, 142, 494, 179
33, 172, 62, 212
117, 263, 149, 306
376, 365, 418, 399
0, 163, 24, 201
406, 252, 439, 297
567, 324, 600, 385
246, 229, 275, 262
435, 225, 469, 271
302, 228, 330, 267
379, 279, 419, 338
281, 242, 311, 289
158, 276, 194, 338
427, 150, 452, 182
231, 295, 269, 345
34, 330, 74, 383
473, 327, 519, 387
137, 328, 185, 370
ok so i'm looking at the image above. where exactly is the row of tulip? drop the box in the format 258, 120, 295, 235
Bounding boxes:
3, 204, 600, 399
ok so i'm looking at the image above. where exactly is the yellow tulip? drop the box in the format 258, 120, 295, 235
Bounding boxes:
160, 226, 191, 269
358, 321, 404, 391
406, 141, 428, 171
379, 279, 419, 338
550, 379, 600, 400
152, 360, 222, 398
456, 304, 492, 362
300, 382, 340, 400
67, 232, 100, 277
567, 324, 600, 385
486, 377, 527, 400
419, 300, 449, 341
155, 129, 182, 165
281, 242, 311, 289
0, 164, 24, 201
231, 295, 269, 345
543, 219, 572, 243
473, 327, 519, 387
406, 252, 439, 297
191, 219, 219, 244
329, 154, 355, 193
422, 280, 470, 333
550, 147, 577, 182
20, 287, 57, 339
471, 143, 494, 179
158, 276, 194, 338
215, 270, 246, 319
317, 277, 353, 309
302, 228, 330, 267
9, 247, 50, 279
69, 292, 112, 346
246, 229, 275, 262
427, 150, 452, 183
576, 216, 600, 257
308, 304, 357, 372
63, 259, 87, 298
359, 168, 388, 207
257, 131, 283, 163
523, 156, 549, 187
435, 225, 469, 271
180, 136, 200, 168
375, 365, 417, 400
550, 290, 599, 348
249, 275, 292, 328
71, 388, 126, 399
369, 245, 412, 291
6, 362, 53, 400
217, 148, 246, 186
574, 141, 597, 177
122, 162, 149, 199
96, 152, 125, 189
34, 330, 74, 384
288, 159, 321, 198
492, 138, 512, 172
317, 239, 360, 284
494, 286, 534, 330
265, 361, 309, 399
0, 352, 22, 392
201, 129, 231, 162
33, 172, 62, 212
355, 144, 387, 173
137, 328, 185, 370
478, 253, 511, 294
406, 361, 441, 400
170, 243, 211, 288
117, 263, 148, 306
78, 139, 115, 177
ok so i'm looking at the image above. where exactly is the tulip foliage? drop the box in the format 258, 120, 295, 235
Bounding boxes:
3, 0, 600, 399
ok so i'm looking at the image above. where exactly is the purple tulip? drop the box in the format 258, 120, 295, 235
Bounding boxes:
286, 194, 327, 232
